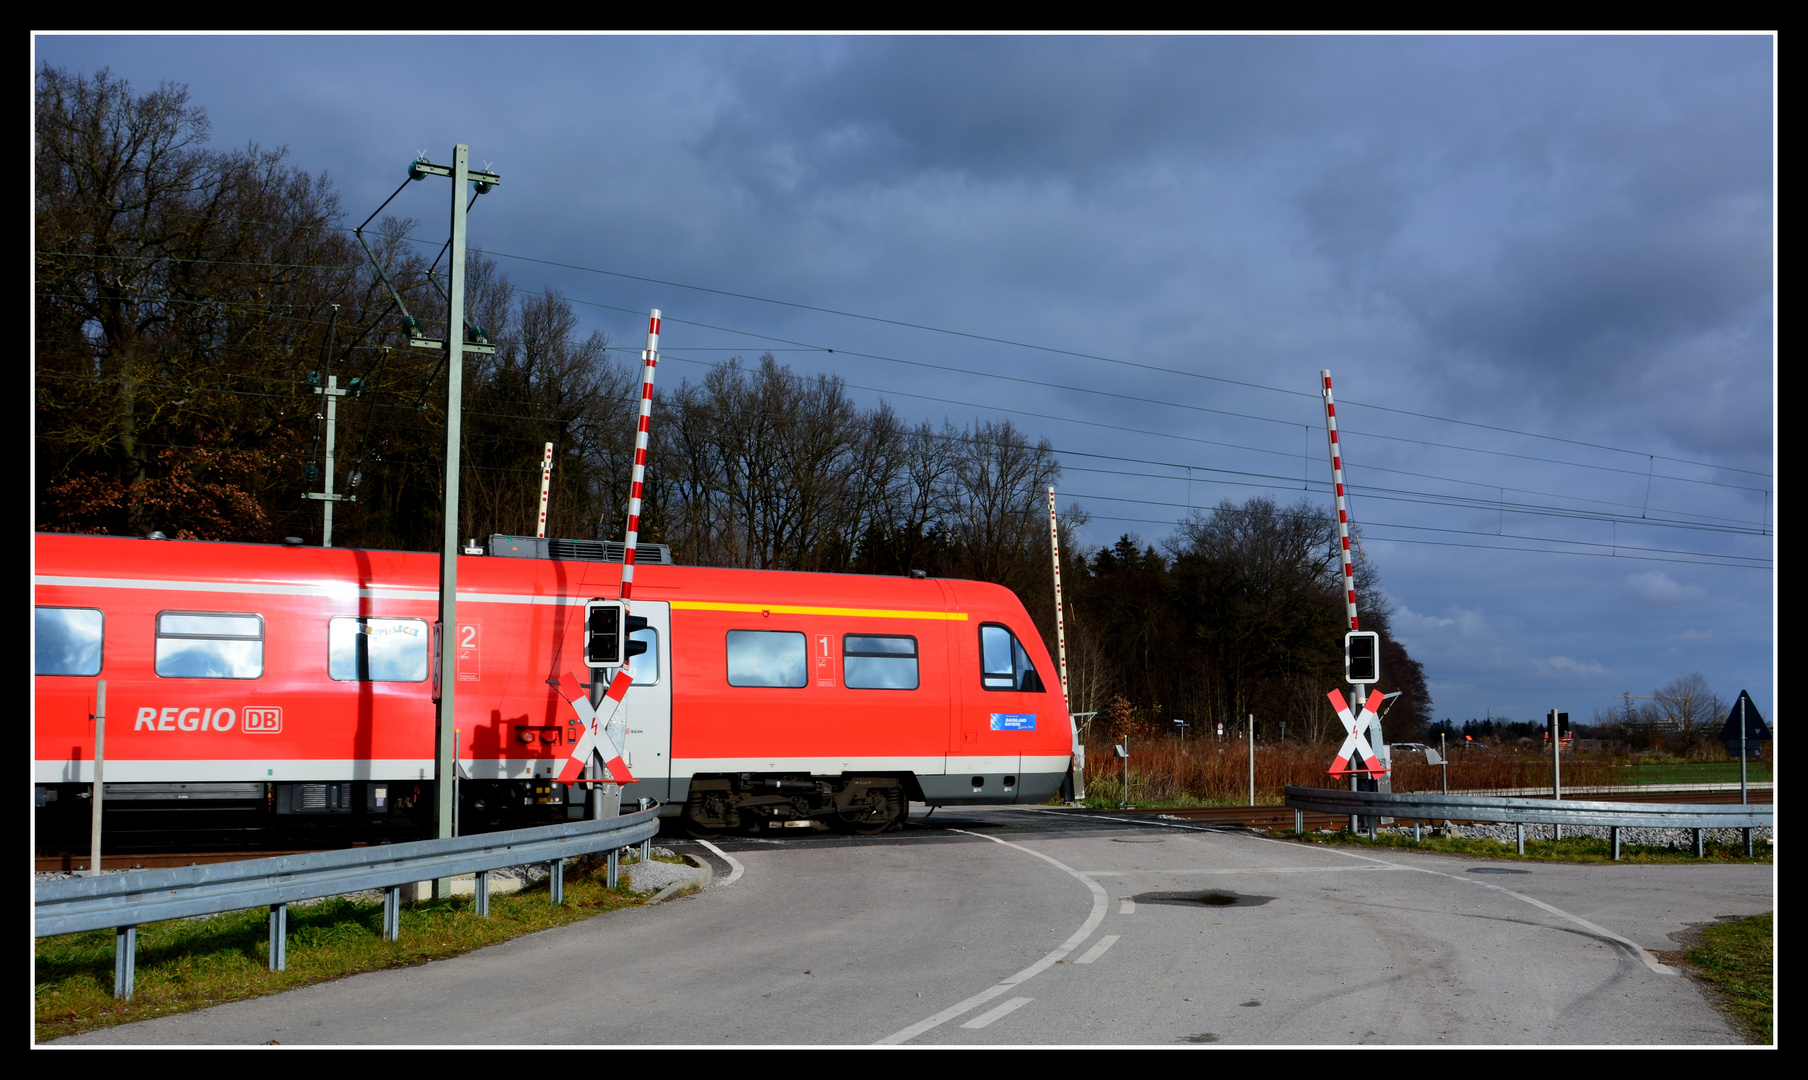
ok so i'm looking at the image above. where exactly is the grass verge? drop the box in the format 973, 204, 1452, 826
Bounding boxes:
1614, 762, 1771, 786
1681, 913, 1774, 1044
35, 854, 666, 1044
1272, 828, 1773, 865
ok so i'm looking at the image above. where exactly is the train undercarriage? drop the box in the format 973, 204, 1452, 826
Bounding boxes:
681, 774, 909, 837
34, 771, 913, 856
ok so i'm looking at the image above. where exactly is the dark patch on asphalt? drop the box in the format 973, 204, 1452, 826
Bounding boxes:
1239, 1000, 1261, 1007
1136, 890, 1275, 908
1467, 867, 1531, 875
1111, 837, 1162, 843
1179, 1032, 1220, 1043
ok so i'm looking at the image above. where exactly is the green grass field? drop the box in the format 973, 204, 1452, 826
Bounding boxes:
1281, 828, 1771, 865
1684, 913, 1773, 1044
1612, 761, 1771, 786
34, 854, 685, 1044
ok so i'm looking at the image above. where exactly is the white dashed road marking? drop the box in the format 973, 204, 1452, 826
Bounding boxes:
874, 829, 1108, 1044
961, 997, 1033, 1029
1075, 935, 1120, 964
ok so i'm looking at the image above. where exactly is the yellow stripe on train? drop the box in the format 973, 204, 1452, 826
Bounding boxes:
669, 601, 968, 621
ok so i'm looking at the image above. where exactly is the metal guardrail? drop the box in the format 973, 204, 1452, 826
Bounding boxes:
1283, 785, 1771, 859
35, 805, 661, 999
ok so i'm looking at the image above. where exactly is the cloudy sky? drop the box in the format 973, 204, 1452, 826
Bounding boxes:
33, 34, 1775, 731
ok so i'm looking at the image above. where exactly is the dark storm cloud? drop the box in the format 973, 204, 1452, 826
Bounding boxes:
696, 36, 1320, 192
687, 36, 1771, 463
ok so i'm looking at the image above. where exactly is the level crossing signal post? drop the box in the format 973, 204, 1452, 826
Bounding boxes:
1332, 630, 1388, 832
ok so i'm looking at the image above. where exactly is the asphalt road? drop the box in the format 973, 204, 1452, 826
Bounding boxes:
55, 805, 1772, 1046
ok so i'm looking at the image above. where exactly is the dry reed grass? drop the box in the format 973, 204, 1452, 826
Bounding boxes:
1079, 736, 1620, 805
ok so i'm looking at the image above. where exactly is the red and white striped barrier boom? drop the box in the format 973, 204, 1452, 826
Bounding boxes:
1320, 370, 1359, 631
558, 309, 661, 786
620, 308, 660, 606
536, 442, 553, 538
1048, 487, 1069, 704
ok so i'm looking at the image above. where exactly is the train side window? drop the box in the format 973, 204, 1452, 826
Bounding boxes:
844, 634, 918, 690
629, 627, 659, 686
329, 617, 429, 682
155, 611, 264, 679
980, 624, 1045, 693
35, 607, 103, 676
726, 630, 807, 688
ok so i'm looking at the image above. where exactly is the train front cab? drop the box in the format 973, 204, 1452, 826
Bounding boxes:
650, 572, 1072, 835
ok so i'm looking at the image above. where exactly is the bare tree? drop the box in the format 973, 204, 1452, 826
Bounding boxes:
948, 419, 1061, 586
1650, 672, 1728, 751
36, 66, 384, 541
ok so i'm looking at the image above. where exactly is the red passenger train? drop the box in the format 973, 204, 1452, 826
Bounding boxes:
33, 532, 1074, 837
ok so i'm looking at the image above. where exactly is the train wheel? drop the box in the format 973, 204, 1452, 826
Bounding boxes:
833, 786, 900, 836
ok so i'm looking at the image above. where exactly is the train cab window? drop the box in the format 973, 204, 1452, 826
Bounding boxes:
844, 634, 919, 690
35, 607, 103, 676
155, 611, 264, 679
726, 630, 807, 688
329, 617, 429, 682
628, 627, 659, 686
980, 624, 1045, 693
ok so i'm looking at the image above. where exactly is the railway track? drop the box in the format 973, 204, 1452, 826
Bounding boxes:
37, 848, 339, 874
38, 789, 1771, 871
1063, 787, 1772, 833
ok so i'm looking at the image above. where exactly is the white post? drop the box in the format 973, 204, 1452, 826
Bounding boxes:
89, 681, 105, 877
537, 441, 554, 538
1048, 487, 1080, 803
1248, 713, 1256, 807
1551, 708, 1561, 841
1121, 736, 1130, 809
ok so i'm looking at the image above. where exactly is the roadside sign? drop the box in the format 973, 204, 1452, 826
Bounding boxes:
1325, 688, 1387, 778
554, 670, 637, 785
1719, 690, 1770, 751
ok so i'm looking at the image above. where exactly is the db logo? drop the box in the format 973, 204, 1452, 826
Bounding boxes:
242, 707, 283, 734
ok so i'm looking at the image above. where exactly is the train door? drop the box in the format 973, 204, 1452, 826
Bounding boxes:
614, 600, 673, 807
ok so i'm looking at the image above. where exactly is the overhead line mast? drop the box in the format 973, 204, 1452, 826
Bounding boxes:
353, 144, 499, 894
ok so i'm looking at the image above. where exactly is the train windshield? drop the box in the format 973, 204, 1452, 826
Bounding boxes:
980, 624, 1045, 693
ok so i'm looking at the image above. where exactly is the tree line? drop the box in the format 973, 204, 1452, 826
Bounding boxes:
35, 66, 1433, 746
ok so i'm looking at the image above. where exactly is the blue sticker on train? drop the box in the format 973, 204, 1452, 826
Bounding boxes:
989, 713, 1036, 731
